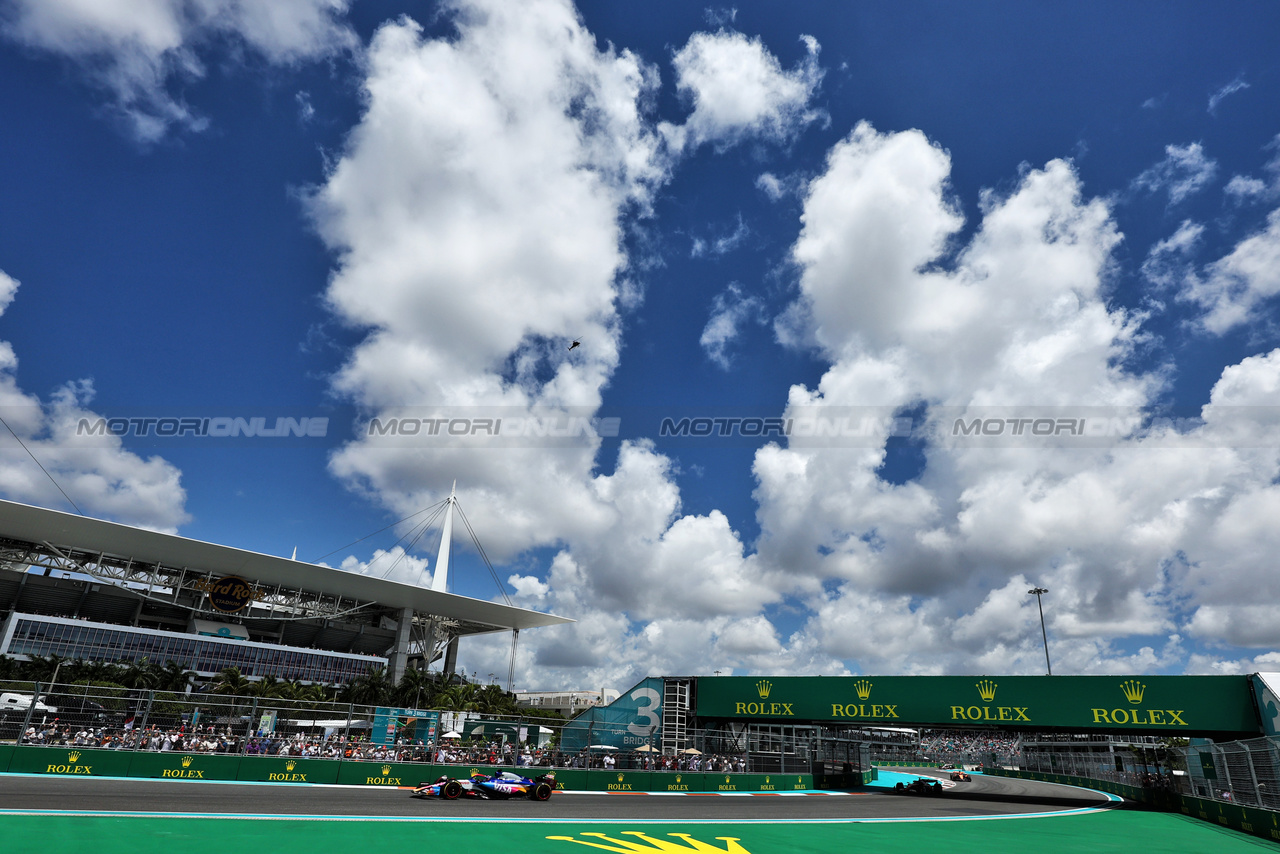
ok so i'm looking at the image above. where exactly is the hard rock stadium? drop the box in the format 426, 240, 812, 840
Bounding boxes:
1, 498, 1278, 852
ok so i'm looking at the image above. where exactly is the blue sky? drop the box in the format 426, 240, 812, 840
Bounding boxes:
2, 0, 1280, 690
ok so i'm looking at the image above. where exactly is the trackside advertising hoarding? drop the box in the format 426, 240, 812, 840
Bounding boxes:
696, 675, 1261, 738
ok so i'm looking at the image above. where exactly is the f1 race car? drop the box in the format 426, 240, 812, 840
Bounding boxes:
412, 770, 557, 801
950, 770, 972, 782
894, 777, 943, 796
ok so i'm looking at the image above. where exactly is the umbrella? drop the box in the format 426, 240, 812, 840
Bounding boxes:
587, 744, 618, 750
681, 748, 702, 754
442, 731, 462, 738
634, 744, 658, 752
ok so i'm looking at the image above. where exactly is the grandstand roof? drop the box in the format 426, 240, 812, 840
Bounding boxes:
0, 498, 570, 632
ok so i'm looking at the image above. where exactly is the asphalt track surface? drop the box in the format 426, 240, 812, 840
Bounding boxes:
0, 767, 1114, 821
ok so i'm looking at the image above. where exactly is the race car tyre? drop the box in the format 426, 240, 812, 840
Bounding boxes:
894, 783, 904, 792
442, 780, 463, 800
531, 782, 553, 801
930, 784, 941, 796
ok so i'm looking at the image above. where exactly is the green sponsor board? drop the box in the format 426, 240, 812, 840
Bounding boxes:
128, 751, 243, 781
545, 768, 586, 790
583, 771, 812, 792
336, 759, 435, 787
7, 746, 134, 777
0, 743, 13, 772
235, 756, 339, 784
697, 675, 1260, 736
704, 772, 804, 792
588, 770, 651, 792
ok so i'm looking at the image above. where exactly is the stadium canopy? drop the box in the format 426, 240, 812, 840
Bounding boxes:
0, 498, 570, 680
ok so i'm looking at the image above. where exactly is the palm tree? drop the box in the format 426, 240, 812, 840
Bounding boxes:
436, 682, 480, 713
157, 661, 195, 693
396, 666, 436, 709
118, 657, 161, 690
475, 683, 513, 716
342, 666, 393, 707
209, 666, 253, 696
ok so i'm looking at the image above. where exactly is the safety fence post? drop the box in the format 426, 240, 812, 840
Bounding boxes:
19, 681, 38, 741
243, 697, 258, 753
138, 690, 154, 735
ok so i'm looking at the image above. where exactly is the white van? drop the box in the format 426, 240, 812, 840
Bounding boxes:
0, 692, 57, 714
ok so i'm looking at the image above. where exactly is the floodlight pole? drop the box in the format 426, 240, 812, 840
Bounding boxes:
1028, 587, 1052, 675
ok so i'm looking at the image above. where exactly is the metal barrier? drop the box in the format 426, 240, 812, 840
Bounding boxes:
0, 680, 839, 778
1014, 735, 1280, 811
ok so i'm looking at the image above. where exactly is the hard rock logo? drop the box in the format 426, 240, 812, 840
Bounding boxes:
1121, 680, 1146, 705
854, 679, 872, 700
546, 831, 751, 853
755, 680, 771, 699
976, 680, 998, 702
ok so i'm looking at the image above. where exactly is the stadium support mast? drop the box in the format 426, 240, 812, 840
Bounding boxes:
430, 482, 456, 593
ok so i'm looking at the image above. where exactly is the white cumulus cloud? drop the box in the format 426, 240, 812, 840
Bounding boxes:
1, 0, 356, 141
663, 30, 823, 152
0, 270, 188, 531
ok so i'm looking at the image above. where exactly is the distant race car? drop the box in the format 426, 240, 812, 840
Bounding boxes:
412, 770, 557, 801
894, 777, 943, 796
950, 770, 971, 782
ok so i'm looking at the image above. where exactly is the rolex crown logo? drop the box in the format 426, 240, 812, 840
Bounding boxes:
976, 679, 998, 702
675, 774, 682, 783
617, 773, 624, 782
756, 679, 772, 699
285, 760, 297, 771
470, 768, 480, 777
854, 679, 872, 700
181, 756, 194, 768
724, 776, 731, 783
67, 751, 81, 763
765, 776, 770, 783
381, 765, 392, 775
1121, 679, 1146, 705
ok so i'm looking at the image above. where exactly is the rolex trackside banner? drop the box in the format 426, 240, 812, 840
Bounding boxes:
695, 675, 1261, 737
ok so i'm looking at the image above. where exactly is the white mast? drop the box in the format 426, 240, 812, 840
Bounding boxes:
430, 481, 456, 592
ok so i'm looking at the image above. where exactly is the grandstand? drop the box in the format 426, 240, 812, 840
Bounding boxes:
0, 498, 570, 686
